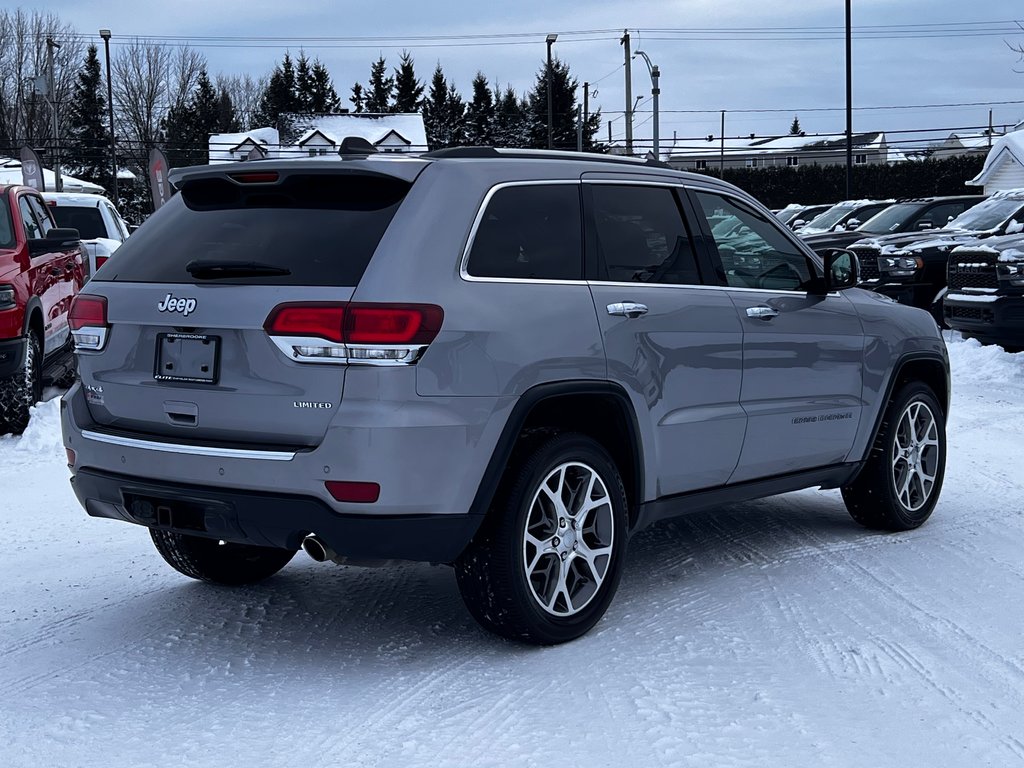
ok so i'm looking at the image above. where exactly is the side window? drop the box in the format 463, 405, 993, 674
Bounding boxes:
694, 191, 815, 292
18, 197, 42, 240
588, 184, 702, 285
27, 196, 54, 236
466, 184, 582, 280
915, 202, 963, 230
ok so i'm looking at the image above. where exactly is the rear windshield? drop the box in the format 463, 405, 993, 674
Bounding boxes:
51, 205, 106, 240
0, 195, 13, 248
94, 173, 410, 285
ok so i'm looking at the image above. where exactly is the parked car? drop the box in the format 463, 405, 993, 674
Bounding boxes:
801, 196, 985, 255
42, 192, 131, 278
777, 203, 831, 230
0, 184, 84, 434
61, 148, 949, 644
944, 234, 1024, 349
795, 199, 894, 236
848, 190, 1024, 323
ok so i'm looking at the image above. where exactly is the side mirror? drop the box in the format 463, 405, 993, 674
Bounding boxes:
791, 219, 806, 229
845, 218, 861, 230
27, 227, 80, 255
916, 220, 933, 231
812, 249, 859, 294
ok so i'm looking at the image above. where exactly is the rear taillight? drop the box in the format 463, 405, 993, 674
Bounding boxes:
69, 295, 109, 351
95, 255, 109, 270
264, 302, 443, 365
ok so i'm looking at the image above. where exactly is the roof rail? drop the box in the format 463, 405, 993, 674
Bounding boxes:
421, 146, 674, 170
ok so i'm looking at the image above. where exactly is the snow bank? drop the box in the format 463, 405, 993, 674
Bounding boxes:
945, 333, 1024, 386
0, 398, 65, 467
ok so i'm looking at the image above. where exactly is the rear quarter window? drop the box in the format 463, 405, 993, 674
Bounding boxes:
52, 206, 106, 240
466, 184, 583, 280
94, 173, 410, 285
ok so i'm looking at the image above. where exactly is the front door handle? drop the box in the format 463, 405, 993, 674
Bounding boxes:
746, 305, 779, 320
607, 302, 649, 319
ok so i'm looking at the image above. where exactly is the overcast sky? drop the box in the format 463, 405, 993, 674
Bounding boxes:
40, 0, 1024, 150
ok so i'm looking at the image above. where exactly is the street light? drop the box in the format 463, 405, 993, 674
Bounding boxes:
546, 33, 558, 150
45, 36, 63, 192
633, 50, 661, 159
99, 28, 117, 203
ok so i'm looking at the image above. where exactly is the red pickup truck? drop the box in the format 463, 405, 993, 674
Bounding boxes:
0, 184, 84, 434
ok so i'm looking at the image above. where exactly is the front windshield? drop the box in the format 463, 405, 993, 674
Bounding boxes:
948, 198, 1023, 232
802, 204, 855, 231
857, 203, 921, 234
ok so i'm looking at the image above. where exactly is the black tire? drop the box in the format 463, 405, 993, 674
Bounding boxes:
150, 529, 295, 585
455, 433, 629, 645
0, 332, 43, 436
842, 382, 946, 531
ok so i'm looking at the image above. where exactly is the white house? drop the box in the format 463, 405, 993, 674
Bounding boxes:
969, 128, 1024, 194
208, 114, 428, 164
666, 131, 899, 171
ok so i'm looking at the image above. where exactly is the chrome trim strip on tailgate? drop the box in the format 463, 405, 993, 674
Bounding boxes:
80, 430, 297, 461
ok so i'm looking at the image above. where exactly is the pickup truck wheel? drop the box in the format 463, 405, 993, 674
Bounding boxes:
150, 529, 295, 585
842, 382, 946, 531
0, 332, 43, 436
455, 433, 628, 645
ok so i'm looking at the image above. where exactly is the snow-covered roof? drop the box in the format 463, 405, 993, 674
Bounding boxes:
970, 130, 1024, 186
286, 113, 427, 152
668, 132, 887, 160
208, 127, 281, 164
0, 156, 105, 194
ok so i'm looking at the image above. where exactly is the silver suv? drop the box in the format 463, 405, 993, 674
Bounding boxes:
61, 148, 950, 644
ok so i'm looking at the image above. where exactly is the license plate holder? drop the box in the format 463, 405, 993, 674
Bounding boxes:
154, 333, 220, 384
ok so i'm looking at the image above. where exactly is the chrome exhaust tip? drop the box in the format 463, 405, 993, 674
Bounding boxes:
301, 534, 335, 563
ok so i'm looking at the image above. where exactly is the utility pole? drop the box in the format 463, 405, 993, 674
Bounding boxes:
546, 34, 558, 150
845, 0, 853, 199
100, 29, 118, 203
46, 36, 63, 192
720, 110, 726, 174
576, 106, 583, 152
634, 51, 660, 159
621, 30, 633, 155
583, 82, 590, 144
989, 109, 994, 148
608, 119, 612, 146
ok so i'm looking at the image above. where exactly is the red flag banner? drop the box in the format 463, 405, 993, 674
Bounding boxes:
148, 148, 172, 211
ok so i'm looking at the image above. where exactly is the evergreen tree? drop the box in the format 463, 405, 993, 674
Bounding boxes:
492, 85, 528, 148
365, 56, 394, 113
216, 88, 240, 132
253, 52, 299, 125
349, 82, 366, 113
526, 57, 599, 150
392, 51, 424, 113
309, 60, 341, 112
295, 51, 314, 111
65, 45, 111, 189
422, 64, 465, 149
464, 72, 494, 146
163, 68, 221, 166
790, 116, 802, 135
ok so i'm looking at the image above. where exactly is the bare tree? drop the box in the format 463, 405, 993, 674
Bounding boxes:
216, 72, 267, 131
110, 39, 205, 168
0, 9, 81, 153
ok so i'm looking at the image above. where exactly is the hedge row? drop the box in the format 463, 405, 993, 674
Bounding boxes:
694, 155, 987, 208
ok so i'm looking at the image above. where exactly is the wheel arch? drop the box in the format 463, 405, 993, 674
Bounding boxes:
862, 352, 949, 461
21, 296, 43, 340
469, 381, 645, 529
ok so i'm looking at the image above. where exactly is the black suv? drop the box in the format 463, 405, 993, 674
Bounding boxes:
801, 196, 985, 256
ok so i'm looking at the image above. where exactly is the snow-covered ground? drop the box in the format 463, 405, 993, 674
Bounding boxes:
2, 335, 1023, 768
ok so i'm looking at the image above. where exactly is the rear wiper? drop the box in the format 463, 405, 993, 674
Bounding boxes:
186, 260, 291, 279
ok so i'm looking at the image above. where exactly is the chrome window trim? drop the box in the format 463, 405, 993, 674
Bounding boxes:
585, 279, 841, 298
81, 430, 297, 461
459, 179, 588, 285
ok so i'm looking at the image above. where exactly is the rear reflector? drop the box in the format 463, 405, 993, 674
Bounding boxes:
66, 448, 76, 467
69, 295, 108, 331
95, 255, 109, 269
325, 481, 380, 503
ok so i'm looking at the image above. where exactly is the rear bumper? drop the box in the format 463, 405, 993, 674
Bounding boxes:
0, 336, 25, 378
945, 294, 1024, 346
71, 467, 482, 563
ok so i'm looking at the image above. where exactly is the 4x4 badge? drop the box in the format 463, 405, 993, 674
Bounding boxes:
157, 293, 197, 316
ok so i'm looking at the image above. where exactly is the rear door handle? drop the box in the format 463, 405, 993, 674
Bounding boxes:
607, 302, 649, 318
745, 306, 779, 320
